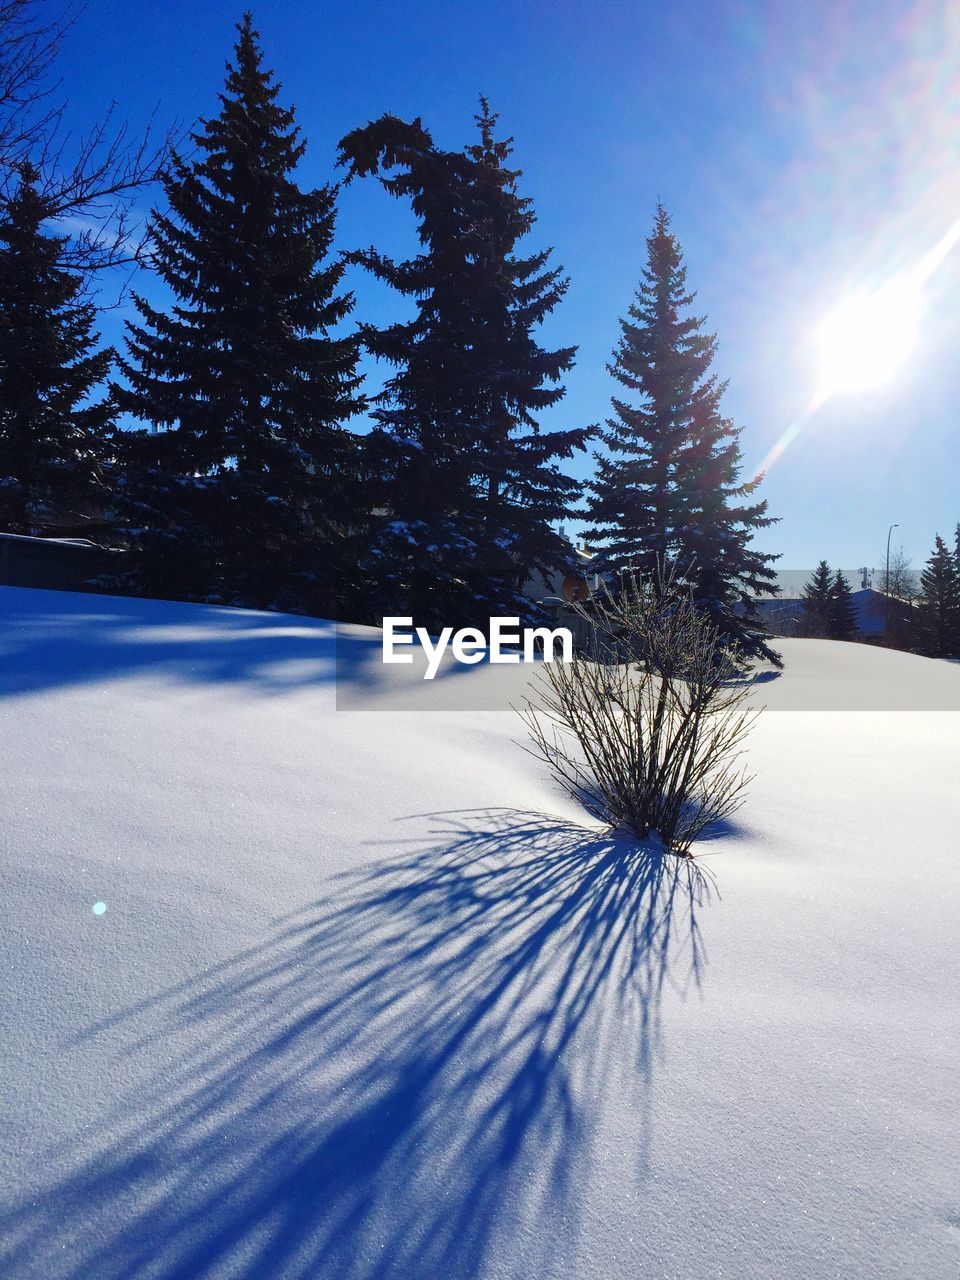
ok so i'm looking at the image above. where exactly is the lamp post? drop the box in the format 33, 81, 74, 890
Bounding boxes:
885, 522, 899, 640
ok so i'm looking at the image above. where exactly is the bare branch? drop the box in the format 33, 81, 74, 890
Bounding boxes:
0, 0, 72, 166
1, 2, 176, 276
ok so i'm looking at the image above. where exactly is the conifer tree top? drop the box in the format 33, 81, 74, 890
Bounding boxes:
586, 202, 780, 664
117, 11, 361, 449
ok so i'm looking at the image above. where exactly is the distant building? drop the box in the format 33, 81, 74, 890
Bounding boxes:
754, 572, 917, 640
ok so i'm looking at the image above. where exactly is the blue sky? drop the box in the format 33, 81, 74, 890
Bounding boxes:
51, 0, 960, 569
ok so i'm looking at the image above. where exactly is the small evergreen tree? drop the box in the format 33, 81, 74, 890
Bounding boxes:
115, 14, 363, 611
337, 102, 589, 629
584, 204, 780, 664
919, 534, 960, 657
828, 570, 858, 641
801, 561, 833, 637
0, 162, 113, 535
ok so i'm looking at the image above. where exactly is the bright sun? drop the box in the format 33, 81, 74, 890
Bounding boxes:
816, 276, 921, 396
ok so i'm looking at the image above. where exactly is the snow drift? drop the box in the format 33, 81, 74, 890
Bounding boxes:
1, 586, 959, 1278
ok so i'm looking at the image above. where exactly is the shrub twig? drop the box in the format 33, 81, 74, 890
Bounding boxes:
518, 571, 759, 855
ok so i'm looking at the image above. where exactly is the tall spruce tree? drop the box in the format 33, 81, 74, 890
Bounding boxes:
0, 162, 113, 535
829, 569, 858, 641
919, 534, 960, 657
585, 204, 780, 664
801, 560, 833, 637
337, 102, 589, 628
115, 14, 363, 611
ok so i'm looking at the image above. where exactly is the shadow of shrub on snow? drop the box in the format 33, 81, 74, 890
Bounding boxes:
0, 810, 712, 1280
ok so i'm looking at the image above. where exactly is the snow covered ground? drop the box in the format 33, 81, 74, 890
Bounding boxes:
1, 585, 959, 1279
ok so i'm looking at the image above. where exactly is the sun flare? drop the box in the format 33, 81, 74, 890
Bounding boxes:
816, 277, 922, 396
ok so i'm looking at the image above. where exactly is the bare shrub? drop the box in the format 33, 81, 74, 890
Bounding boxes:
518, 573, 759, 856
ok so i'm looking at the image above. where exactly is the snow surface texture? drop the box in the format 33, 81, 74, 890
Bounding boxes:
1, 586, 959, 1279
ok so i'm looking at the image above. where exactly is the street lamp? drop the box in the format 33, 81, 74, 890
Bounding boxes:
885, 522, 899, 640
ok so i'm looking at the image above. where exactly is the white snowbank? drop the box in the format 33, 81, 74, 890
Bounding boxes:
1, 586, 958, 1278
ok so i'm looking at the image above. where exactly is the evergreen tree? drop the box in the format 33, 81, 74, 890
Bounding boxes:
584, 204, 780, 664
828, 569, 858, 641
337, 102, 589, 629
801, 560, 833, 637
954, 522, 960, 577
919, 534, 960, 657
115, 14, 363, 611
0, 162, 113, 535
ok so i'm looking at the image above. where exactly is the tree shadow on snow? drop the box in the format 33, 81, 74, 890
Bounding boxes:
0, 586, 439, 699
0, 586, 514, 701
0, 810, 712, 1280
725, 667, 782, 687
